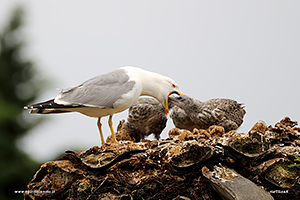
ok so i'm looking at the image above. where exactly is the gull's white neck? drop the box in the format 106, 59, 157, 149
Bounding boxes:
123, 66, 169, 105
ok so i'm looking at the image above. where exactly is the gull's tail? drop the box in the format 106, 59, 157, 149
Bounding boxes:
24, 99, 82, 114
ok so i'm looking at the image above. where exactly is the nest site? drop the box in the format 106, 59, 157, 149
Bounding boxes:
23, 115, 300, 200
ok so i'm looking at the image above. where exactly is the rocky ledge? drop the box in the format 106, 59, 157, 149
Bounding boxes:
24, 117, 300, 200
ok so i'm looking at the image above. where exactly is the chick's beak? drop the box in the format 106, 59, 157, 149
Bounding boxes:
164, 91, 184, 115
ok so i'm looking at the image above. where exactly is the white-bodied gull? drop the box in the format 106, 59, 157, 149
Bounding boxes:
24, 66, 183, 144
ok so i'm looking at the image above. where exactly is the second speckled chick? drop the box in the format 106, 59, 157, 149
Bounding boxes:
169, 95, 246, 132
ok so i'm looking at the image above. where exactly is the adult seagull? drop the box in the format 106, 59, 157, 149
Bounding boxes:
24, 66, 183, 144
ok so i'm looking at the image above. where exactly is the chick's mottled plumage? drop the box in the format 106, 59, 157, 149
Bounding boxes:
169, 95, 246, 132
119, 97, 167, 142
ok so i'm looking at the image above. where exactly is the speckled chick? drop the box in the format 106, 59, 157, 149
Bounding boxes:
169, 95, 246, 132
119, 97, 167, 142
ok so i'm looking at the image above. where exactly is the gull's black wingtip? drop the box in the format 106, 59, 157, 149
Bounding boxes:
23, 105, 32, 110
23, 99, 84, 114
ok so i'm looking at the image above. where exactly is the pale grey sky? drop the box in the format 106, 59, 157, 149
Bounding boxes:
1, 1, 300, 162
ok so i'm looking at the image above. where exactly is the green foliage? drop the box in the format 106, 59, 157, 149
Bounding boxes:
288, 155, 300, 184
288, 155, 300, 168
0, 6, 46, 200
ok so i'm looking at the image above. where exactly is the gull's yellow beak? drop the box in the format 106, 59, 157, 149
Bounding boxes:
165, 91, 185, 115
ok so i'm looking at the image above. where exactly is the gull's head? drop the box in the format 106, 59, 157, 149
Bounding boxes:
162, 79, 184, 115
148, 74, 184, 113
123, 66, 184, 114
146, 75, 184, 116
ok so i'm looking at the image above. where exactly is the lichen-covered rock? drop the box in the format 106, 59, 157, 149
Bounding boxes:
249, 120, 267, 135
255, 158, 300, 188
169, 141, 213, 168
106, 127, 134, 143
25, 117, 300, 200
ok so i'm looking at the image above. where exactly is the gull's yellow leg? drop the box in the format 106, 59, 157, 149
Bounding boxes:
108, 115, 118, 143
97, 117, 105, 144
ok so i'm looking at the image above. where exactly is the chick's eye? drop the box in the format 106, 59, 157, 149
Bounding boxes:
172, 84, 176, 88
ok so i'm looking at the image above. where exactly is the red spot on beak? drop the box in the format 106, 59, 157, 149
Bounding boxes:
165, 108, 169, 115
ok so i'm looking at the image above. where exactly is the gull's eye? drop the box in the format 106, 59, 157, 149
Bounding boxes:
172, 84, 176, 88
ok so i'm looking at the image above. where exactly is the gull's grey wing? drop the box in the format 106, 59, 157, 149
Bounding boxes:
55, 69, 136, 108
